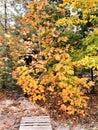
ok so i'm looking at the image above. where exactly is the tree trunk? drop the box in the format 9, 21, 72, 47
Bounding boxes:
4, 0, 7, 33
90, 68, 96, 94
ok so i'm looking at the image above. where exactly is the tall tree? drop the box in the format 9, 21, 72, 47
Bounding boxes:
56, 0, 98, 93
0, 0, 26, 88
12, 0, 94, 115
0, 0, 26, 30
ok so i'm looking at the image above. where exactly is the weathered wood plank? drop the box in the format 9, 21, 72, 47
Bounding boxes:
20, 122, 51, 126
19, 116, 52, 130
19, 124, 52, 129
20, 120, 50, 123
21, 116, 50, 122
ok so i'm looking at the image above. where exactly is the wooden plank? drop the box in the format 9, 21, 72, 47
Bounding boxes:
19, 126, 52, 130
21, 116, 50, 119
21, 116, 50, 122
21, 116, 49, 119
19, 126, 52, 129
20, 122, 51, 126
19, 116, 52, 130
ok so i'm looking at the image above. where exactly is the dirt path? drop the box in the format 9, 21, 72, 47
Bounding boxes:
0, 88, 98, 130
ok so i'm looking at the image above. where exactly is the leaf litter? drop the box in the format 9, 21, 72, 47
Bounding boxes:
0, 87, 98, 130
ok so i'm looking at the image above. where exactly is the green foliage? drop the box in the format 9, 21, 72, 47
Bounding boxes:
0, 31, 16, 89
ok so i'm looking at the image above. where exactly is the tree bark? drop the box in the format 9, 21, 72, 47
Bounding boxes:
4, 0, 7, 33
90, 68, 96, 94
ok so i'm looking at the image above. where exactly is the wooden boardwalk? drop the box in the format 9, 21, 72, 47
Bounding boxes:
19, 116, 52, 130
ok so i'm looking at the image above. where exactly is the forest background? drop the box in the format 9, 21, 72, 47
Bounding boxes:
0, 0, 98, 118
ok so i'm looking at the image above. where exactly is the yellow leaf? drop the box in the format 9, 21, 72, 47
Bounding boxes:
60, 104, 66, 111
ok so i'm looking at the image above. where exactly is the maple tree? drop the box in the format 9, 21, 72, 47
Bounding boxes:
11, 0, 97, 115
56, 0, 98, 93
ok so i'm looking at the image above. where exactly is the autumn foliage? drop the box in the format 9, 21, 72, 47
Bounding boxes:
0, 0, 98, 116
11, 0, 98, 115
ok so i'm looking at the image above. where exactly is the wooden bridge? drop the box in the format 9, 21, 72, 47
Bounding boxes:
19, 116, 52, 130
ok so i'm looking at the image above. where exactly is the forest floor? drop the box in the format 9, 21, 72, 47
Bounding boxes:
0, 86, 98, 130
